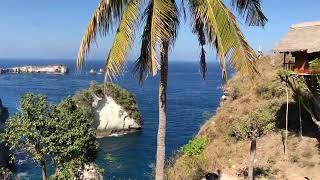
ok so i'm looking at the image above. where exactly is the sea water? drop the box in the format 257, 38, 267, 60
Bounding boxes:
0, 59, 223, 179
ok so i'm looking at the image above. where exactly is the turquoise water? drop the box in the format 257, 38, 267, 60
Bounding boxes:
0, 59, 223, 179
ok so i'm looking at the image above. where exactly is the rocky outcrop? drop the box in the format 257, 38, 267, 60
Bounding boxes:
0, 65, 68, 74
0, 99, 9, 168
77, 164, 103, 180
92, 95, 141, 137
73, 82, 142, 137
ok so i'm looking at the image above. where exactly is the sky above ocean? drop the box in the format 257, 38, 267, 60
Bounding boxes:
0, 0, 320, 61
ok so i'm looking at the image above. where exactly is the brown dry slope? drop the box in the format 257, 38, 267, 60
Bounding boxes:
166, 56, 320, 180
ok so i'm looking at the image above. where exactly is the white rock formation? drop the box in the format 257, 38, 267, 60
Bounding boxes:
92, 95, 141, 136
77, 164, 103, 180
0, 65, 68, 74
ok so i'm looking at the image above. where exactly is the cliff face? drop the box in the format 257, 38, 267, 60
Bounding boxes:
0, 99, 9, 168
73, 82, 141, 137
92, 95, 141, 137
166, 56, 320, 179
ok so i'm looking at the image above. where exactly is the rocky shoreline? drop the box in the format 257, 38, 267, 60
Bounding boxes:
0, 65, 68, 74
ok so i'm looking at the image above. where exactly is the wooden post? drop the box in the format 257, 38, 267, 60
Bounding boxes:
299, 97, 303, 137
285, 86, 289, 155
283, 53, 287, 69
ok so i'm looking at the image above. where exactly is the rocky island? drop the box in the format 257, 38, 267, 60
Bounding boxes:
73, 82, 141, 137
0, 65, 68, 74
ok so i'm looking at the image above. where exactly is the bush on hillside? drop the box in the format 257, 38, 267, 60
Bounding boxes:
256, 79, 286, 100
179, 137, 209, 156
228, 108, 276, 140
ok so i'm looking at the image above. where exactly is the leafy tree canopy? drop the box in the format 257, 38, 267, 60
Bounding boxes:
0, 93, 99, 179
46, 97, 98, 178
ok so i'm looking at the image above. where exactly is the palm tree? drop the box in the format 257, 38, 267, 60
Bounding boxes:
76, 0, 267, 179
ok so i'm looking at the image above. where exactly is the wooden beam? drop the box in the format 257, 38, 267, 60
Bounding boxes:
283, 53, 287, 69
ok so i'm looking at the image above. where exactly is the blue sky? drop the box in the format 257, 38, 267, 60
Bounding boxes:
0, 0, 320, 61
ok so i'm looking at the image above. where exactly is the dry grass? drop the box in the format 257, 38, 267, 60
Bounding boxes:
166, 56, 320, 180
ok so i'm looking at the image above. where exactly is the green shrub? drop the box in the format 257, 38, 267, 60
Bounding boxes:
309, 58, 320, 70
179, 137, 209, 156
277, 68, 292, 79
228, 108, 276, 140
256, 80, 285, 99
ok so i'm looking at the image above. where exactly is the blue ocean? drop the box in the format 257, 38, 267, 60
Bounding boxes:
0, 59, 223, 179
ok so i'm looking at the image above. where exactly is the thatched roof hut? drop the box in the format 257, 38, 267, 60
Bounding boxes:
273, 22, 320, 75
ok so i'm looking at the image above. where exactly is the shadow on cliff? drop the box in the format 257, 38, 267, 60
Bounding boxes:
275, 102, 320, 148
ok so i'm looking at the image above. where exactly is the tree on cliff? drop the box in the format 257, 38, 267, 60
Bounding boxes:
1, 94, 51, 180
230, 107, 274, 180
1, 94, 99, 180
46, 97, 98, 179
76, 0, 267, 179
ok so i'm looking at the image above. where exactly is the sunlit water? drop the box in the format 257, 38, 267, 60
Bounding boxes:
0, 59, 223, 179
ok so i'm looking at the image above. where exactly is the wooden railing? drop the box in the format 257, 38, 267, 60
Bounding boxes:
283, 62, 295, 71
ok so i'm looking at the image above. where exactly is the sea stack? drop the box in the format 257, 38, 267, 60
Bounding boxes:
73, 82, 142, 137
0, 64, 68, 74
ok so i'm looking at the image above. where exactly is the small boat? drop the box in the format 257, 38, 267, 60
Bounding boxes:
89, 69, 96, 75
97, 68, 104, 75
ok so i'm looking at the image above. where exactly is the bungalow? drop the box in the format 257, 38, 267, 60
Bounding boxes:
273, 22, 320, 75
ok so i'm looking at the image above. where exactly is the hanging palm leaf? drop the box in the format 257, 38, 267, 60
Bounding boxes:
231, 0, 267, 26
133, 0, 179, 83
189, 0, 259, 82
77, 0, 130, 70
104, 0, 143, 81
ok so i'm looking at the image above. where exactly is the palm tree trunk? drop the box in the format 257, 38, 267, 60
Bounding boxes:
248, 137, 256, 180
155, 41, 169, 180
41, 159, 47, 180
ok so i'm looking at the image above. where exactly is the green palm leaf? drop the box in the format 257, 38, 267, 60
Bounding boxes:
190, 0, 258, 82
76, 0, 129, 70
192, 17, 207, 80
231, 0, 267, 26
104, 0, 142, 81
133, 0, 179, 83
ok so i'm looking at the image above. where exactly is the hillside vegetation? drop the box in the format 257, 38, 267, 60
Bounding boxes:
166, 56, 320, 179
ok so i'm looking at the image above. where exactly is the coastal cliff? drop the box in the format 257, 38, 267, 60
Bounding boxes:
73, 82, 141, 137
0, 65, 68, 74
0, 99, 9, 169
166, 56, 320, 179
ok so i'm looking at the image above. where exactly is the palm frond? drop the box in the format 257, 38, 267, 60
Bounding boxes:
104, 0, 142, 81
192, 17, 207, 80
180, 0, 187, 21
200, 46, 207, 80
189, 0, 258, 82
133, 0, 179, 83
76, 0, 129, 71
230, 0, 267, 26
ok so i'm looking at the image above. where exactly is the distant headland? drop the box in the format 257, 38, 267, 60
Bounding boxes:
0, 64, 68, 74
